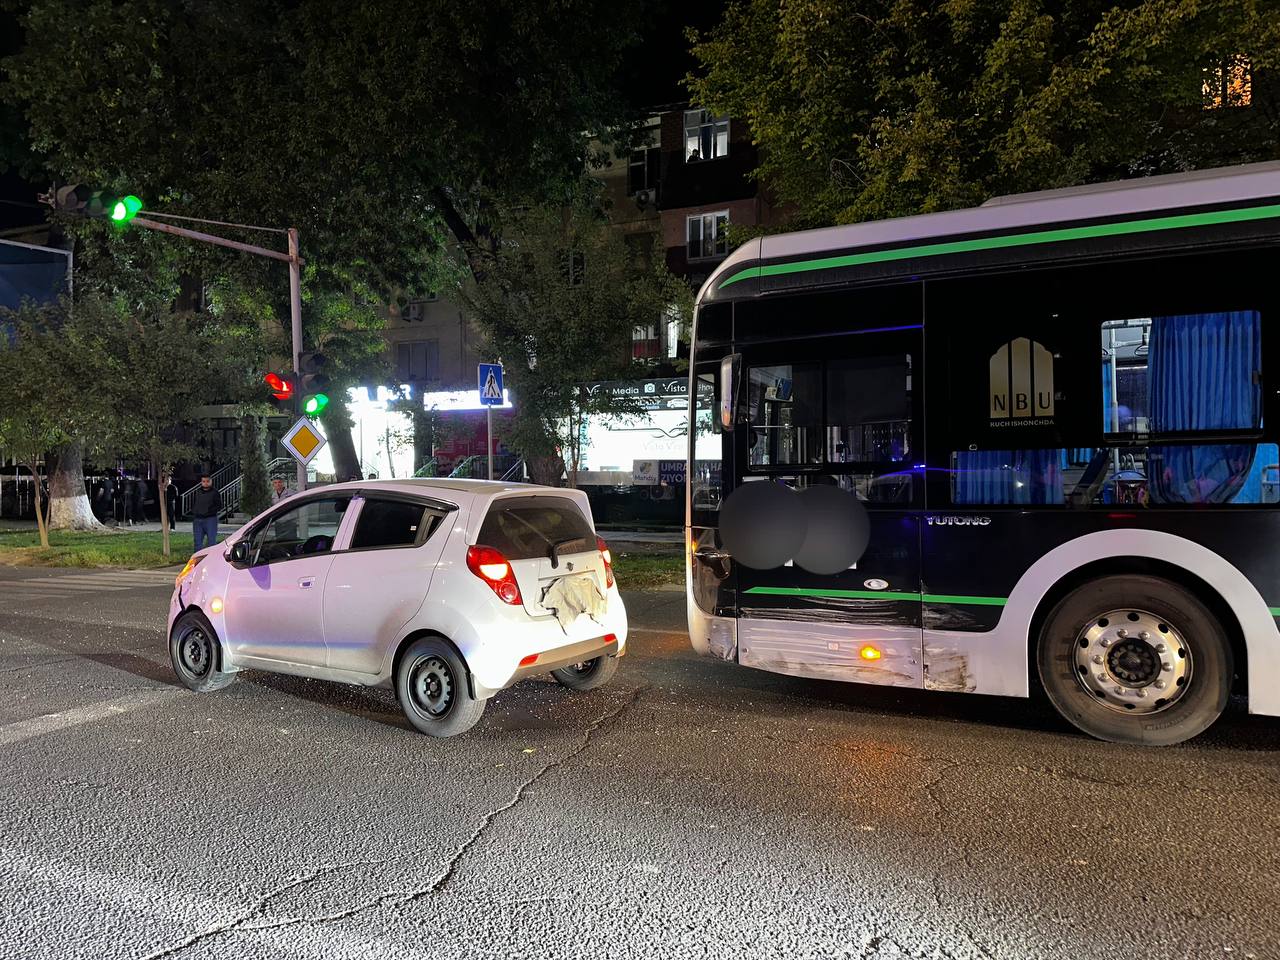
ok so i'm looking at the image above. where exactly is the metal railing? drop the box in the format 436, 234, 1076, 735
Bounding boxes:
178, 462, 238, 518
179, 458, 294, 520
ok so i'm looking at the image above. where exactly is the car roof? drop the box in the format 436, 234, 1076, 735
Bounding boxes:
313, 478, 574, 502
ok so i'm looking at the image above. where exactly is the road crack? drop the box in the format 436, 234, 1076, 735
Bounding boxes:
138, 684, 648, 957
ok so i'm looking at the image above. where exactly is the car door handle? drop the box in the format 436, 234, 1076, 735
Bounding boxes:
298, 577, 315, 588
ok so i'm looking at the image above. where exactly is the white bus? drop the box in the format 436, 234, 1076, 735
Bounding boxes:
686, 161, 1280, 745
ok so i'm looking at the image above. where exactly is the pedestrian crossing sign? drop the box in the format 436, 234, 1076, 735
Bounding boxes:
478, 363, 504, 406
282, 417, 327, 466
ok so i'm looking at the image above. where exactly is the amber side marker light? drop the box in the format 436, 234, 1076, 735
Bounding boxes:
175, 554, 203, 587
860, 645, 882, 661
210, 597, 224, 614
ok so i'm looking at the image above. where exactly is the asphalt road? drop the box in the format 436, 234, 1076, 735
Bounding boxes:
0, 565, 1277, 960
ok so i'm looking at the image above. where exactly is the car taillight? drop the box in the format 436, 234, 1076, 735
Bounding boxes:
597, 536, 614, 589
466, 545, 523, 605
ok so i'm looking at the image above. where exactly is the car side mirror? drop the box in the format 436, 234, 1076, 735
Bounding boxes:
226, 541, 250, 567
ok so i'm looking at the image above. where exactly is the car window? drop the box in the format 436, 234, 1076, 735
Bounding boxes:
251, 497, 350, 564
477, 496, 594, 561
350, 498, 433, 549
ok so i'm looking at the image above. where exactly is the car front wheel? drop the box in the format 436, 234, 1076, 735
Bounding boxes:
396, 637, 485, 737
169, 610, 236, 692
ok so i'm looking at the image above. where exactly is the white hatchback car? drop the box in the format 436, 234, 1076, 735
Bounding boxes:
168, 479, 628, 736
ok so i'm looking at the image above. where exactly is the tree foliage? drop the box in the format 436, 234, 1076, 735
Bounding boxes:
689, 0, 1280, 228
464, 185, 681, 486
3, 0, 647, 292
0, 293, 263, 553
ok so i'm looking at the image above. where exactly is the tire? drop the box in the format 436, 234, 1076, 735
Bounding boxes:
169, 610, 236, 692
1036, 575, 1232, 746
395, 637, 485, 737
551, 654, 619, 692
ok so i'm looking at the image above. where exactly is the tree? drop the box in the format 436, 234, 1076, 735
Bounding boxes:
464, 184, 683, 487
0, 298, 118, 537
688, 0, 1280, 229
238, 413, 271, 518
1, 0, 650, 362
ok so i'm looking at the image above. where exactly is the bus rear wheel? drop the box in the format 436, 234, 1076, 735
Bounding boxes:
1037, 576, 1232, 746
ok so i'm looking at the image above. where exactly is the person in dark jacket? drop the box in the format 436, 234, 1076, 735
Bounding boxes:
121, 478, 136, 526
166, 479, 178, 530
131, 479, 146, 524
191, 473, 221, 550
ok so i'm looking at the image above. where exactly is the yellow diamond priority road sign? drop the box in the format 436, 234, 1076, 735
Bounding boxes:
282, 417, 327, 466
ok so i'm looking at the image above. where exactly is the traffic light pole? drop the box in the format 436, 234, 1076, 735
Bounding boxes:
128, 215, 309, 492
288, 228, 307, 494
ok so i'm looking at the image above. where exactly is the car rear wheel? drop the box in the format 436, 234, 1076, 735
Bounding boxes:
396, 637, 485, 737
169, 610, 236, 692
551, 654, 619, 692
1037, 576, 1232, 746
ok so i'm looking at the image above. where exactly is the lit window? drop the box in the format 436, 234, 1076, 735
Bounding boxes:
684, 110, 729, 162
1203, 55, 1251, 108
632, 323, 660, 360
687, 212, 729, 260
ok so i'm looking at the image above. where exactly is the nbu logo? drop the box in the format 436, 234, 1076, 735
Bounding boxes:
990, 337, 1054, 421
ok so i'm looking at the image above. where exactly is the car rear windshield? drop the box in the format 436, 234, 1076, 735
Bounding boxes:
478, 496, 594, 561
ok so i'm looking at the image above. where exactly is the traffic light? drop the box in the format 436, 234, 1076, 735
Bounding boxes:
49, 185, 142, 224
264, 371, 296, 413
299, 352, 330, 417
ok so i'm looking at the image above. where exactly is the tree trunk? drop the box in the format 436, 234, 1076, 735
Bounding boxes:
157, 465, 171, 558
527, 454, 565, 487
320, 394, 362, 481
238, 414, 272, 517
47, 440, 101, 531
25, 456, 49, 549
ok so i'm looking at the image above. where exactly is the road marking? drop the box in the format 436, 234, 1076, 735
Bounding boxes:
0, 581, 132, 592
0, 689, 183, 746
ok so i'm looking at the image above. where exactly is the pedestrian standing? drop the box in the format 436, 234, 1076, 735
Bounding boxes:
132, 479, 147, 525
122, 478, 136, 526
166, 479, 178, 530
191, 473, 221, 551
271, 478, 292, 503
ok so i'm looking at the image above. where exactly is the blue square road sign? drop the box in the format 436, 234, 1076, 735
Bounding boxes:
478, 363, 504, 406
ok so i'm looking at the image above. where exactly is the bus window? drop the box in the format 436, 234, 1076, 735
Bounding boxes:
692, 371, 722, 513
827, 354, 912, 463
1102, 310, 1261, 436
952, 444, 1280, 506
747, 363, 822, 466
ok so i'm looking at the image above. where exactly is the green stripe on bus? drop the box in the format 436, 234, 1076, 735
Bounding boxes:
1270, 607, 1280, 617
743, 586, 1007, 606
718, 203, 1280, 289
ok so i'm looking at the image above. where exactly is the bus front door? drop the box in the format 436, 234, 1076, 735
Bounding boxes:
729, 335, 924, 688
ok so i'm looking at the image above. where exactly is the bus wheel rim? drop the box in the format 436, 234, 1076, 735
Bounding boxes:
1072, 608, 1193, 716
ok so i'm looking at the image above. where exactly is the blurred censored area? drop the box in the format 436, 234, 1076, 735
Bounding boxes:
718, 480, 870, 575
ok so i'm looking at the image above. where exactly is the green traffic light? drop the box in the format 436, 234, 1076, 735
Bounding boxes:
303, 393, 329, 416
109, 195, 143, 223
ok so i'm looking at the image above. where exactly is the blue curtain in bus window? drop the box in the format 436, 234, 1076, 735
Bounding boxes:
1230, 443, 1280, 504
1068, 448, 1094, 466
1101, 358, 1114, 431
1149, 445, 1257, 503
1146, 311, 1262, 503
1148, 311, 1261, 432
953, 450, 1065, 504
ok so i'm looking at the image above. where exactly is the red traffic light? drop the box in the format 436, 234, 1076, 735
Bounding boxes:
264, 372, 294, 401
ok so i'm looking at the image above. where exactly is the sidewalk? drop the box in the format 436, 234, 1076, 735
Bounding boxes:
0, 519, 240, 537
